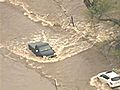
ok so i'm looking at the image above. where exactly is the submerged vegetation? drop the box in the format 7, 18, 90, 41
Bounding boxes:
89, 0, 114, 19
84, 0, 120, 60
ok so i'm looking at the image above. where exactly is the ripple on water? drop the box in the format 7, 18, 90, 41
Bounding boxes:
3, 0, 117, 63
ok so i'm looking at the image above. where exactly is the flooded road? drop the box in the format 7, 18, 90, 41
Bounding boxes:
1, 1, 94, 63
0, 50, 56, 90
90, 75, 120, 90
1, 0, 116, 63
1, 46, 119, 90
0, 0, 120, 90
0, 53, 56, 90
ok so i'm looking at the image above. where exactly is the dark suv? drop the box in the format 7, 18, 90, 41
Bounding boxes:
28, 42, 56, 58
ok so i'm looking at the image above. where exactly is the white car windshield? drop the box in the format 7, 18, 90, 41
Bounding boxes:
100, 74, 110, 79
111, 76, 120, 81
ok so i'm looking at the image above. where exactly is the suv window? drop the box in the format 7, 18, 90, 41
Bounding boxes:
100, 74, 109, 79
106, 71, 112, 73
111, 76, 120, 81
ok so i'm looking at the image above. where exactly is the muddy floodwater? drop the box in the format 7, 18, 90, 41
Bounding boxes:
0, 0, 120, 90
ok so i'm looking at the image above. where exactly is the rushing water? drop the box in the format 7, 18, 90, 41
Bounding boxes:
90, 75, 120, 90
1, 0, 117, 63
1, 0, 120, 90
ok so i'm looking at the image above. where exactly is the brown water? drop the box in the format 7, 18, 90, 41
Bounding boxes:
1, 0, 120, 90
0, 52, 56, 90
1, 0, 118, 63
90, 75, 120, 90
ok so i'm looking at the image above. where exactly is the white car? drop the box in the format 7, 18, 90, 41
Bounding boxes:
97, 71, 120, 88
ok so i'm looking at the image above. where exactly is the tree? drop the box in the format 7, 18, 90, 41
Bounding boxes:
84, 0, 114, 19
83, 0, 92, 9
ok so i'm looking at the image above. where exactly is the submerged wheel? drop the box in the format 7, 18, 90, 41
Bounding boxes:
102, 83, 111, 89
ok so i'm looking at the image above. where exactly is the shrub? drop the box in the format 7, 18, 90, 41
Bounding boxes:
89, 0, 114, 19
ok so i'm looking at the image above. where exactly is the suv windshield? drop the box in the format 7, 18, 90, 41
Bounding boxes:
100, 74, 109, 79
39, 45, 51, 52
111, 76, 120, 81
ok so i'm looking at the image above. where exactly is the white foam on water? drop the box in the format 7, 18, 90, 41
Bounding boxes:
5, 0, 118, 63
0, 43, 4, 48
8, 0, 83, 34
90, 76, 120, 90
5, 23, 115, 63
0, 0, 5, 2
8, 0, 56, 27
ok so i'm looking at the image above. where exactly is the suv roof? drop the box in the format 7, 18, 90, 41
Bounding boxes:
29, 42, 48, 48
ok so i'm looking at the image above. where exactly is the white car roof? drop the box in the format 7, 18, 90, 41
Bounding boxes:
105, 71, 119, 78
